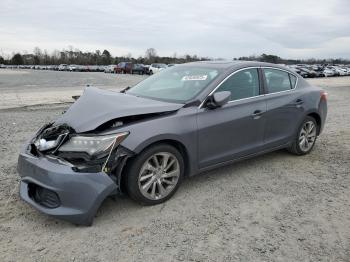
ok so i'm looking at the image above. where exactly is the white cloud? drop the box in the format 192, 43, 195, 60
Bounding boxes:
0, 0, 349, 58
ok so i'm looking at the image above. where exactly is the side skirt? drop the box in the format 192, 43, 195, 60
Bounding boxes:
195, 142, 291, 175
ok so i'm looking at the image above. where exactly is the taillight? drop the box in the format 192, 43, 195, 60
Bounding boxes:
320, 90, 328, 101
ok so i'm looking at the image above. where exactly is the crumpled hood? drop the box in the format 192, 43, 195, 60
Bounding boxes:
55, 87, 183, 132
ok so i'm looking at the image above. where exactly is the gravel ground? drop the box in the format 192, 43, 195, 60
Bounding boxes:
0, 75, 349, 261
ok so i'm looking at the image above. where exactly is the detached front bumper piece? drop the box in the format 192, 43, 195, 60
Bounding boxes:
17, 151, 118, 226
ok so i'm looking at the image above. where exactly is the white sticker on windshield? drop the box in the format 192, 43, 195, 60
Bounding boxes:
182, 75, 208, 81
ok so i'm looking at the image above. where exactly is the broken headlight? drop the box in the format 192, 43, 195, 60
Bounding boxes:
58, 132, 129, 157
34, 133, 67, 152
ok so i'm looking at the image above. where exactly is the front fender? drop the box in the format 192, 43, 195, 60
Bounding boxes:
118, 108, 199, 175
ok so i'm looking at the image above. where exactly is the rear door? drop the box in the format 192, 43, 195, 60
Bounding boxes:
197, 68, 267, 169
262, 68, 305, 148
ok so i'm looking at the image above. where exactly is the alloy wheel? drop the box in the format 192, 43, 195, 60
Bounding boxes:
138, 152, 180, 200
299, 121, 317, 152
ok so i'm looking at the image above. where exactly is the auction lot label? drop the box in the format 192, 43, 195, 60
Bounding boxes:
182, 75, 208, 81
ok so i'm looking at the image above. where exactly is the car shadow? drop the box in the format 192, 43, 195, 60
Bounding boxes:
93, 149, 293, 224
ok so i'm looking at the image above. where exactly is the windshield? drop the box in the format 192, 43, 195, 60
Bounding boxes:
127, 66, 220, 102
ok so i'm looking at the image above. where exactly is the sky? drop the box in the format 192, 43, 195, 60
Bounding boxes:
0, 0, 349, 59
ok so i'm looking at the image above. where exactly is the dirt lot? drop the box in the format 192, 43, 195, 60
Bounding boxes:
0, 72, 349, 261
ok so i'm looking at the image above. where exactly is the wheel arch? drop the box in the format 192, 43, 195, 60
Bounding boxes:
307, 112, 322, 135
119, 138, 192, 194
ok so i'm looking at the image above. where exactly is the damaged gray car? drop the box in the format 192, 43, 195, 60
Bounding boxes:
18, 61, 328, 225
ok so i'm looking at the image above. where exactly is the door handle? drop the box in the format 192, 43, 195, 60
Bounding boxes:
251, 110, 263, 119
294, 99, 304, 108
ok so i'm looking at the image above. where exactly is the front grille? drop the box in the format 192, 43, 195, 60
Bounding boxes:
28, 183, 61, 209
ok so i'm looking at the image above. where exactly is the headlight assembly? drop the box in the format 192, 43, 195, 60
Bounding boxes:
58, 132, 129, 157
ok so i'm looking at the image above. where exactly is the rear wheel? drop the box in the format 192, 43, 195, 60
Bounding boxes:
288, 116, 317, 155
126, 144, 184, 205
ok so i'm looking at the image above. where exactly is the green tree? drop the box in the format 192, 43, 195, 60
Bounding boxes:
102, 49, 112, 65
11, 53, 24, 65
260, 53, 282, 63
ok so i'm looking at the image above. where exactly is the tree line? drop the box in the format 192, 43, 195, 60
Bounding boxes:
1, 47, 349, 65
235, 53, 350, 65
0, 47, 209, 66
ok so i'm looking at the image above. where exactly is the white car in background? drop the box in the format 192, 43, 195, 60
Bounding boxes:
149, 63, 167, 74
323, 68, 335, 77
341, 67, 350, 76
58, 64, 68, 71
104, 65, 116, 73
332, 66, 347, 76
68, 64, 78, 71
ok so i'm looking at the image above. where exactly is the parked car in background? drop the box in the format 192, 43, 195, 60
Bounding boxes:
104, 65, 117, 73
143, 65, 150, 74
89, 65, 101, 72
313, 68, 325, 77
58, 64, 68, 71
344, 67, 350, 75
4, 62, 350, 79
301, 68, 317, 78
131, 64, 146, 75
115, 62, 133, 74
149, 63, 167, 74
308, 68, 324, 78
334, 67, 347, 76
323, 68, 335, 77
97, 66, 106, 72
68, 65, 78, 72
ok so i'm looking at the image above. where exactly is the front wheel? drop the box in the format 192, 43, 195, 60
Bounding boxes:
288, 116, 317, 155
126, 144, 184, 205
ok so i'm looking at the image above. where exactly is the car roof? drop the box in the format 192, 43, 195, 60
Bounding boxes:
184, 60, 292, 72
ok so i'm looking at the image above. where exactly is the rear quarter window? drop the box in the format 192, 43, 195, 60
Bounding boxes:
289, 74, 297, 88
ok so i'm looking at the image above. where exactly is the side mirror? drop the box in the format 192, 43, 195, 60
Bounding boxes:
206, 91, 231, 109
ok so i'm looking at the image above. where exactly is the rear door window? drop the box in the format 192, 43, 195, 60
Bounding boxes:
263, 68, 294, 93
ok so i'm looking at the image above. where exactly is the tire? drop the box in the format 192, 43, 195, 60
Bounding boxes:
288, 116, 318, 155
126, 144, 185, 205
149, 70, 153, 75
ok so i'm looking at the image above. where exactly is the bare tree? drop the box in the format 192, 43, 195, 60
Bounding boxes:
33, 47, 42, 64
145, 48, 157, 63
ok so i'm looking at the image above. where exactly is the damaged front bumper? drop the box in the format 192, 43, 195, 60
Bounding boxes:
17, 144, 131, 226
